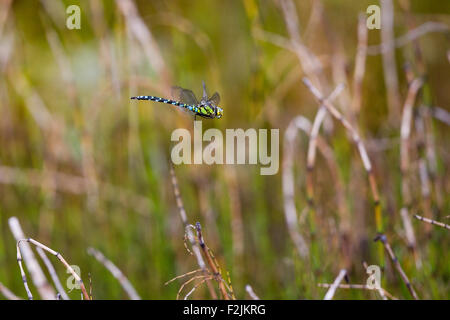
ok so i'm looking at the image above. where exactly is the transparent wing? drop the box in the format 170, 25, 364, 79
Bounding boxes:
202, 80, 209, 100
171, 86, 199, 105
208, 92, 220, 105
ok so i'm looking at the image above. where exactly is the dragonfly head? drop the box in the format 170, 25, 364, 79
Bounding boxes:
216, 106, 223, 119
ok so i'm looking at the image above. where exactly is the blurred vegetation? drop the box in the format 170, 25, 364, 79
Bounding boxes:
0, 0, 449, 299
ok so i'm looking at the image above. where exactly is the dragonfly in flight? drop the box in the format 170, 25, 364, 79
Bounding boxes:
131, 81, 223, 120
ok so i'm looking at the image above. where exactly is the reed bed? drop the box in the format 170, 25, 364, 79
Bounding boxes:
0, 0, 449, 300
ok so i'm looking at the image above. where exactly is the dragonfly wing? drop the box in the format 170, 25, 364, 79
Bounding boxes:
171, 86, 199, 105
208, 92, 220, 105
202, 80, 209, 100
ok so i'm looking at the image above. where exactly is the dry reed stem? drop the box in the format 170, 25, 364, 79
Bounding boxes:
87, 247, 141, 300
20, 238, 90, 300
169, 165, 220, 299
176, 275, 211, 300
400, 78, 424, 184
193, 177, 221, 254
15, 242, 33, 300
14, 236, 90, 300
284, 110, 352, 266
89, 0, 121, 99
257, 63, 304, 127
316, 137, 353, 263
400, 12, 438, 209
374, 234, 419, 300
122, 0, 171, 182
195, 223, 232, 300
169, 165, 206, 270
351, 14, 368, 117
88, 273, 92, 300
321, 12, 352, 117
380, 0, 401, 123
245, 284, 260, 300
303, 0, 324, 42
116, 0, 167, 82
330, 49, 352, 118
367, 22, 450, 55
399, 0, 427, 75
253, 28, 293, 51
420, 106, 444, 208
223, 167, 245, 282
282, 116, 311, 258
42, 23, 78, 105
318, 283, 397, 300
35, 247, 70, 300
418, 109, 439, 160
306, 84, 345, 201
302, 78, 383, 234
399, 208, 417, 252
0, 0, 12, 36
414, 215, 450, 230
165, 269, 203, 285
184, 277, 213, 300
399, 79, 424, 203
39, 0, 66, 29
8, 217, 55, 300
425, 106, 450, 126
304, 84, 352, 264
279, 0, 325, 90
414, 113, 434, 234
0, 282, 22, 300
399, 77, 424, 253
323, 269, 347, 300
308, 124, 350, 218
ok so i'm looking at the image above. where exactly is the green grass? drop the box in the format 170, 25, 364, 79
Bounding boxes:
0, 0, 449, 300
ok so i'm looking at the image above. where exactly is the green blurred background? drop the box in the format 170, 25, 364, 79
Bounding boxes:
0, 0, 449, 299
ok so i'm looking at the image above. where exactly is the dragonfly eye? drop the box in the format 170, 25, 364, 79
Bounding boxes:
216, 107, 223, 119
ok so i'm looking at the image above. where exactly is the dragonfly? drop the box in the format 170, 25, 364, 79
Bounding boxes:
131, 81, 223, 120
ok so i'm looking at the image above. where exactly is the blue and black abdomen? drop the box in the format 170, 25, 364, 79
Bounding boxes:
130, 95, 214, 118
131, 95, 181, 106
131, 95, 194, 110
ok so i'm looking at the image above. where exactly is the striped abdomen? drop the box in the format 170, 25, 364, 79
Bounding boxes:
131, 95, 182, 106
130, 95, 207, 114
130, 95, 199, 112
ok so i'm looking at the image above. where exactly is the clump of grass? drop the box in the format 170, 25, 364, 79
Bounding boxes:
15, 237, 90, 300
0, 0, 449, 300
7, 216, 142, 300
374, 234, 419, 300
168, 165, 234, 300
